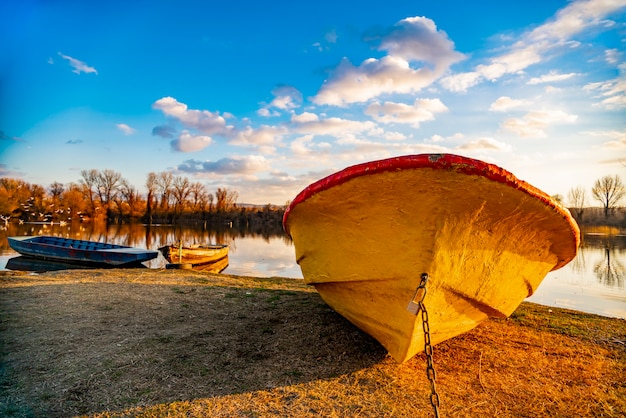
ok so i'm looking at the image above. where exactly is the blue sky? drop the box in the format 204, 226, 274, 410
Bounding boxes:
1, 0, 625, 205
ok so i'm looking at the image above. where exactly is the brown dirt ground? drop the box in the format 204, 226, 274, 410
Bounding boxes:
0, 269, 624, 417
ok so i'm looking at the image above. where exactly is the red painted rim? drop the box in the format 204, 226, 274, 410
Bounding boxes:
283, 154, 580, 251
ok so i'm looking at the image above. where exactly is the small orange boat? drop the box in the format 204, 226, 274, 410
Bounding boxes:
159, 242, 228, 266
283, 154, 580, 363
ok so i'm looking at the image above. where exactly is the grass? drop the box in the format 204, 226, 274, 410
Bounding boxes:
0, 269, 624, 417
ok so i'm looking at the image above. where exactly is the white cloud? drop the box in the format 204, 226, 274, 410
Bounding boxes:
364, 98, 448, 127
292, 115, 377, 137
257, 108, 277, 117
376, 16, 464, 65
456, 137, 512, 152
291, 112, 319, 124
270, 95, 299, 110
605, 48, 620, 65
116, 123, 135, 135
439, 71, 482, 93
178, 155, 270, 175
584, 66, 626, 109
526, 0, 625, 42
290, 135, 315, 155
171, 130, 213, 152
501, 109, 578, 138
527, 71, 579, 84
259, 85, 303, 115
545, 85, 562, 93
426, 132, 465, 143
585, 129, 626, 149
229, 125, 287, 152
313, 16, 464, 105
489, 96, 532, 112
152, 97, 231, 135
441, 0, 626, 92
382, 131, 408, 141
57, 52, 98, 75
477, 45, 543, 81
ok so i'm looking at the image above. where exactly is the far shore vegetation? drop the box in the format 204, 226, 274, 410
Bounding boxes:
1, 170, 625, 230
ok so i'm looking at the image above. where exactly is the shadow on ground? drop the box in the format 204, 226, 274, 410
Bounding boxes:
0, 277, 387, 416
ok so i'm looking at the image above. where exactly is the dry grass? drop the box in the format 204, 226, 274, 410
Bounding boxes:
0, 269, 624, 417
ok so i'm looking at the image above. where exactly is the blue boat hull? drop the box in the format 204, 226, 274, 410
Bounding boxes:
8, 236, 158, 267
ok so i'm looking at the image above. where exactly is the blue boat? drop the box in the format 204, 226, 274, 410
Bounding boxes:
7, 236, 158, 267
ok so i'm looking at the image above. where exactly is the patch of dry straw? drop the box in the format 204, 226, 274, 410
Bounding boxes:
0, 270, 624, 417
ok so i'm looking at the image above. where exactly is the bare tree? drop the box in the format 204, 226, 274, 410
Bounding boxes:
207, 192, 214, 213
145, 172, 158, 224
96, 170, 122, 219
172, 176, 191, 216
80, 169, 122, 220
215, 187, 238, 212
156, 172, 173, 211
49, 182, 65, 202
80, 169, 99, 214
0, 178, 33, 218
59, 182, 89, 218
116, 178, 142, 218
592, 175, 625, 219
567, 186, 587, 221
189, 182, 208, 212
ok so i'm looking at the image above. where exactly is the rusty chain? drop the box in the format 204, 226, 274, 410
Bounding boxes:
408, 272, 441, 418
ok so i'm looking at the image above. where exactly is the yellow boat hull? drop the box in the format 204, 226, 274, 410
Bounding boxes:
159, 244, 228, 265
284, 154, 580, 363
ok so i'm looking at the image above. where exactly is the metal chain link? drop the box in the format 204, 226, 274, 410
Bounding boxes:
408, 272, 441, 418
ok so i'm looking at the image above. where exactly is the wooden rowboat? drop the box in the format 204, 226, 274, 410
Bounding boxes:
8, 236, 158, 267
159, 242, 229, 266
283, 154, 580, 363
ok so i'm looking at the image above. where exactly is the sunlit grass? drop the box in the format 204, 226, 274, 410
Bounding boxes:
0, 270, 624, 417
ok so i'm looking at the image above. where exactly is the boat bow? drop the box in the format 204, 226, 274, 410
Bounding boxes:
283, 154, 580, 362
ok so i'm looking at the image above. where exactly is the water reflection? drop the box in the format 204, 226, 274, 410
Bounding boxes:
0, 221, 290, 252
528, 232, 626, 318
1, 222, 624, 318
584, 234, 625, 289
0, 221, 296, 277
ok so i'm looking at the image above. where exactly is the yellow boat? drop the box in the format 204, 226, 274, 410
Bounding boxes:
283, 154, 580, 363
159, 242, 228, 266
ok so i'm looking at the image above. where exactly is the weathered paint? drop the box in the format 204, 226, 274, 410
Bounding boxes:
283, 154, 580, 363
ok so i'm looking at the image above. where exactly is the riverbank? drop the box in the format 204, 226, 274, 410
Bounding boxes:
1, 269, 624, 417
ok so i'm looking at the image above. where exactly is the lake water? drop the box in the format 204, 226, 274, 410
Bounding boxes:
1, 222, 624, 319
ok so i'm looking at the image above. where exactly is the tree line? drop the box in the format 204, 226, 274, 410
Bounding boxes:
1, 171, 624, 228
564, 174, 625, 226
0, 169, 285, 231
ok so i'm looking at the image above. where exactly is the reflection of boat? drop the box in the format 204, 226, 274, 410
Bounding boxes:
7, 236, 159, 267
159, 242, 229, 266
165, 255, 230, 273
191, 256, 229, 273
6, 256, 146, 272
283, 154, 580, 363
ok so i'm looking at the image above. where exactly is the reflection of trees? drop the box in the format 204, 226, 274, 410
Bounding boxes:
592, 239, 625, 289
569, 247, 586, 274
5, 221, 287, 251
2, 221, 295, 271
568, 233, 626, 288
